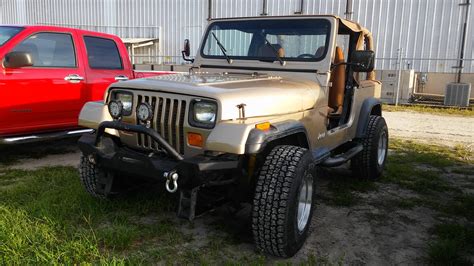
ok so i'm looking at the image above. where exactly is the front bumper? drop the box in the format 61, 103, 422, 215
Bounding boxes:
78, 121, 239, 188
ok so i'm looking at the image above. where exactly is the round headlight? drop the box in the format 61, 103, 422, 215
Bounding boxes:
137, 103, 153, 122
108, 100, 123, 120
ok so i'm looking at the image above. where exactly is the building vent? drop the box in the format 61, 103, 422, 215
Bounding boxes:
444, 83, 471, 107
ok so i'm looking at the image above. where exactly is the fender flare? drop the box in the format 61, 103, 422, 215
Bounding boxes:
356, 97, 382, 138
245, 120, 310, 154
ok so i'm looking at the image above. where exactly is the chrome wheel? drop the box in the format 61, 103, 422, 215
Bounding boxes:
377, 131, 387, 166
297, 173, 313, 232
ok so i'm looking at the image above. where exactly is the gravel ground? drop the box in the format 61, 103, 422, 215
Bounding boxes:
383, 111, 474, 149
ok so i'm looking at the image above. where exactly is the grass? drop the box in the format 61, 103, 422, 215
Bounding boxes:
0, 167, 191, 264
324, 174, 378, 206
321, 138, 473, 264
0, 166, 269, 264
323, 139, 472, 207
383, 139, 471, 194
383, 103, 474, 116
1, 138, 473, 264
380, 139, 474, 264
382, 139, 473, 222
427, 223, 474, 266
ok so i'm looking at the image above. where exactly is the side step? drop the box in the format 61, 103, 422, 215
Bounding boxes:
0, 129, 93, 145
320, 143, 363, 167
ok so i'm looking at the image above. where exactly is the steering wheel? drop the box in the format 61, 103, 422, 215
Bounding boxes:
297, 53, 316, 59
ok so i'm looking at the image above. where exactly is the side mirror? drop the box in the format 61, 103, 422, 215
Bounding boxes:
181, 39, 194, 63
183, 39, 191, 57
3, 51, 34, 68
350, 50, 375, 72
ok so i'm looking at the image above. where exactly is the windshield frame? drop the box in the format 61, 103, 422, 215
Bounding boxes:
0, 26, 25, 47
200, 18, 331, 63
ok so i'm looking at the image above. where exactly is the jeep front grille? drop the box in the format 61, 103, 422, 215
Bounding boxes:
136, 94, 187, 154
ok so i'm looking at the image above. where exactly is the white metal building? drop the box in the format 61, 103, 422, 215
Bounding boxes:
0, 0, 472, 74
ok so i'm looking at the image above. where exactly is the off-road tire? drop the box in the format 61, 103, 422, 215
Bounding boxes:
79, 155, 114, 199
351, 115, 388, 179
252, 145, 316, 257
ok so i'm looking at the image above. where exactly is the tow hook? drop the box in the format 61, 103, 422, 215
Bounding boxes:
88, 154, 96, 165
163, 171, 179, 193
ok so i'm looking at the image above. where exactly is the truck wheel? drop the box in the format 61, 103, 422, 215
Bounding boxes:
351, 115, 388, 180
79, 155, 114, 199
252, 145, 316, 257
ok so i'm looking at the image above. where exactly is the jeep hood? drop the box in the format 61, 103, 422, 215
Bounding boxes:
112, 73, 323, 120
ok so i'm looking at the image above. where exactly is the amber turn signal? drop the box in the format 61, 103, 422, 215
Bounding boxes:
255, 122, 271, 131
187, 132, 203, 147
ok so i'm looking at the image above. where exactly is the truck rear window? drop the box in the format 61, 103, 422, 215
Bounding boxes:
0, 26, 24, 46
84, 36, 123, 69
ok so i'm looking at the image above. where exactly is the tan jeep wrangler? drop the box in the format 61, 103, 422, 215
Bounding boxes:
77, 15, 387, 257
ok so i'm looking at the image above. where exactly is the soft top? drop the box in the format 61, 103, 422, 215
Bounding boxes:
210, 15, 370, 35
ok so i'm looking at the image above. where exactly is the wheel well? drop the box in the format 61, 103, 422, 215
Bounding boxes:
262, 132, 309, 155
370, 104, 382, 116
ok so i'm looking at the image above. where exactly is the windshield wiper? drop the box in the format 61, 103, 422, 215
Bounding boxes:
211, 32, 232, 64
264, 38, 285, 66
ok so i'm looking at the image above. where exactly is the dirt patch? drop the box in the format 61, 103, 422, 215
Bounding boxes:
7, 151, 81, 171
0, 138, 79, 168
294, 179, 435, 265
384, 111, 474, 150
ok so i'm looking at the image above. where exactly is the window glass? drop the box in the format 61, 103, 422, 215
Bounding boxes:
204, 30, 253, 57
0, 26, 24, 46
266, 34, 327, 58
84, 36, 123, 69
336, 34, 350, 60
13, 32, 76, 67
201, 19, 331, 62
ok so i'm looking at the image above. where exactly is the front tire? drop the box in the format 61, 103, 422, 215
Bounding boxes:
351, 115, 389, 179
79, 155, 115, 199
252, 145, 316, 257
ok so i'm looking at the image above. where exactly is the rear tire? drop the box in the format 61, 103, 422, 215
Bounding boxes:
252, 145, 316, 257
351, 115, 388, 179
79, 155, 115, 199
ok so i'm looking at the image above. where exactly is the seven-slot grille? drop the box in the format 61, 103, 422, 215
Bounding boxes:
136, 94, 187, 154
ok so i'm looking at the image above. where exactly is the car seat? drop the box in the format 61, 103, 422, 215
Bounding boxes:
258, 43, 285, 58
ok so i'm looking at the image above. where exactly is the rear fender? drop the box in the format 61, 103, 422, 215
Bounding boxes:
355, 97, 382, 138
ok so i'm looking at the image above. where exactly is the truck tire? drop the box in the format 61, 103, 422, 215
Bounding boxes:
252, 145, 316, 257
351, 115, 388, 180
79, 155, 114, 199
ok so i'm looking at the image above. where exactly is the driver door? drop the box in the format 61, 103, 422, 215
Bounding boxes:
1, 30, 86, 136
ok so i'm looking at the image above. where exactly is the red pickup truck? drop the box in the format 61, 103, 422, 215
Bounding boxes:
0, 25, 171, 144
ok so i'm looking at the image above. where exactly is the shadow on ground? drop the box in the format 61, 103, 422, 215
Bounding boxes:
0, 137, 79, 166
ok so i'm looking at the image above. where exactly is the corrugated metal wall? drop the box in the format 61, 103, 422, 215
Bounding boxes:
0, 0, 472, 73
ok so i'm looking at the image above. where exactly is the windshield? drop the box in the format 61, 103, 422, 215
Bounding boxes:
201, 19, 331, 62
0, 26, 24, 46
